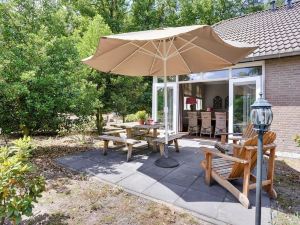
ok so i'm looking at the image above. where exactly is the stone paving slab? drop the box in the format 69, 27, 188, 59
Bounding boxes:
142, 181, 187, 204
56, 138, 272, 225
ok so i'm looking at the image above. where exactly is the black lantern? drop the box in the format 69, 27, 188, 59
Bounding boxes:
250, 93, 273, 225
251, 93, 273, 131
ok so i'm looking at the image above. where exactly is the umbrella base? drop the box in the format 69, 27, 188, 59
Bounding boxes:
155, 157, 179, 168
155, 144, 179, 168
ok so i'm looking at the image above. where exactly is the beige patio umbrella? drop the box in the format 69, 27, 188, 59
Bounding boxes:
83, 25, 256, 167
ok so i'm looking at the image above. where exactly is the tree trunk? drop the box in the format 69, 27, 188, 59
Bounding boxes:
122, 115, 126, 123
96, 108, 104, 135
1, 217, 5, 225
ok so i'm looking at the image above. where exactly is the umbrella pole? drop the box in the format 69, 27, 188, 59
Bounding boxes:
163, 42, 168, 157
155, 39, 179, 168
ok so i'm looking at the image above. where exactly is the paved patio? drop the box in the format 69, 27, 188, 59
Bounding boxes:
56, 138, 272, 225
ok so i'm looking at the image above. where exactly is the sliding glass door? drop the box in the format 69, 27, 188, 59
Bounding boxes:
229, 76, 261, 133
152, 83, 178, 132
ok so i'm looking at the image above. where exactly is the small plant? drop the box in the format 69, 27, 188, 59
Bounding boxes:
135, 111, 148, 121
293, 134, 300, 147
125, 114, 137, 122
0, 137, 45, 225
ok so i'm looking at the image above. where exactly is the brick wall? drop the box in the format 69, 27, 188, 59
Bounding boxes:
265, 55, 300, 153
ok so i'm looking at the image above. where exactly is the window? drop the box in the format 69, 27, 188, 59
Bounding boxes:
202, 70, 229, 80
179, 73, 202, 81
184, 97, 203, 111
232, 66, 262, 78
157, 76, 176, 83
179, 69, 229, 81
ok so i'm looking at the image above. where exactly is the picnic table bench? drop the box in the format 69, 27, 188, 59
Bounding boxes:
99, 135, 141, 161
103, 129, 126, 135
103, 129, 126, 145
153, 134, 186, 156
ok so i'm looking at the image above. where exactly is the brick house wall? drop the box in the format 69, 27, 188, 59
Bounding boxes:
265, 55, 300, 153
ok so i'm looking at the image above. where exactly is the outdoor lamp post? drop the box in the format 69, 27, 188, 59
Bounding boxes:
250, 93, 273, 225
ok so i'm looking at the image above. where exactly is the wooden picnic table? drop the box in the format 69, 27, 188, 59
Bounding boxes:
112, 122, 162, 151
112, 122, 161, 138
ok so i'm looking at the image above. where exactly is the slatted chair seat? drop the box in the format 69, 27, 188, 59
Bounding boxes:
202, 157, 234, 178
200, 131, 277, 208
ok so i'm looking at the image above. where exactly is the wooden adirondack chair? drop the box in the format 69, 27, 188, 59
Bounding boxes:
200, 131, 277, 208
215, 123, 256, 154
220, 123, 256, 144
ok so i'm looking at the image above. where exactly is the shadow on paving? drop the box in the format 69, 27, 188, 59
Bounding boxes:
55, 139, 273, 225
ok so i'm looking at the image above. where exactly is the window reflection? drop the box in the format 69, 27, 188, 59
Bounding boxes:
179, 70, 229, 81
203, 70, 229, 80
232, 66, 262, 78
179, 73, 202, 81
157, 76, 176, 83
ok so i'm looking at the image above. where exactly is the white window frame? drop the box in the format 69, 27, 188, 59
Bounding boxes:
152, 82, 178, 132
152, 60, 265, 133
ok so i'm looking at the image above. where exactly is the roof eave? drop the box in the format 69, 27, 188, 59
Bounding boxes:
240, 50, 300, 62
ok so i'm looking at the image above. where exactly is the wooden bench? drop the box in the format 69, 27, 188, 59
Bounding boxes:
103, 129, 126, 135
153, 134, 185, 156
99, 135, 141, 161
103, 129, 126, 145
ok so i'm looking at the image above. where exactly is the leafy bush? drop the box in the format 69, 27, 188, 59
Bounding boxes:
125, 114, 137, 122
0, 137, 45, 225
0, 0, 98, 135
294, 134, 300, 147
135, 111, 148, 121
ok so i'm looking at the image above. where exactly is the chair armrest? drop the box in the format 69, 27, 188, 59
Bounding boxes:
202, 147, 249, 164
245, 143, 276, 151
228, 136, 244, 141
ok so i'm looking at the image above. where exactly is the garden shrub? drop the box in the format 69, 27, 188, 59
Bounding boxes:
125, 114, 137, 122
135, 111, 148, 121
0, 137, 45, 225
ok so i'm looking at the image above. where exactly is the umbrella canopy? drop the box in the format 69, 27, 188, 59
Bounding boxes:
82, 25, 257, 167
83, 25, 256, 76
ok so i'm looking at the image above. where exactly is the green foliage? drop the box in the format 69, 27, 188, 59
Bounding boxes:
78, 14, 148, 129
136, 110, 148, 121
0, 0, 268, 136
0, 0, 97, 135
0, 137, 45, 225
294, 135, 300, 147
125, 114, 138, 122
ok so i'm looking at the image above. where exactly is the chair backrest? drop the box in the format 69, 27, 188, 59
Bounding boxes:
242, 123, 256, 138
201, 112, 211, 129
215, 112, 227, 133
228, 131, 276, 179
187, 112, 198, 127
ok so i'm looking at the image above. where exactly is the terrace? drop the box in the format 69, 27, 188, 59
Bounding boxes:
56, 137, 272, 225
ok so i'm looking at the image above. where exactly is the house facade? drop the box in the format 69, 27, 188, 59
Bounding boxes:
151, 2, 300, 154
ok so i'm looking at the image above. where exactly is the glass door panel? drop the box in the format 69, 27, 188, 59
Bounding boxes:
229, 76, 261, 134
156, 86, 174, 130
153, 83, 177, 132
233, 83, 256, 132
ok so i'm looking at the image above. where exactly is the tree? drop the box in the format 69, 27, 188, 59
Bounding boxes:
78, 14, 148, 131
94, 0, 129, 33
110, 76, 148, 122
0, 0, 97, 135
77, 14, 112, 134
